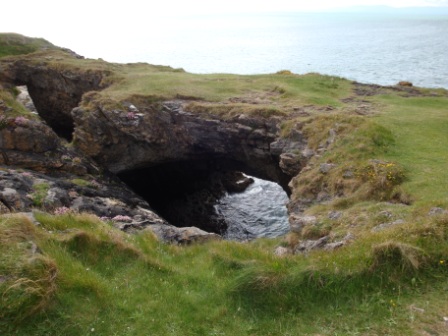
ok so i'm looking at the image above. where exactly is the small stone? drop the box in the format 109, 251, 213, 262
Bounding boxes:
379, 210, 393, 218
398, 81, 413, 87
428, 207, 448, 216
324, 241, 345, 251
274, 246, 291, 257
443, 316, 448, 327
372, 219, 405, 232
328, 211, 342, 220
343, 232, 355, 242
316, 192, 331, 202
319, 163, 336, 174
289, 214, 317, 233
295, 236, 329, 254
327, 128, 337, 145
301, 147, 315, 159
279, 152, 302, 176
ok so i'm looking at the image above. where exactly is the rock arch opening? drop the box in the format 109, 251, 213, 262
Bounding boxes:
118, 158, 290, 239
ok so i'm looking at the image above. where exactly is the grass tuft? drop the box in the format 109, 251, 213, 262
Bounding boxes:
371, 241, 427, 273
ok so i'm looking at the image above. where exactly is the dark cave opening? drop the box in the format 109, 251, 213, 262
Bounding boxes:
118, 158, 290, 236
16, 85, 75, 141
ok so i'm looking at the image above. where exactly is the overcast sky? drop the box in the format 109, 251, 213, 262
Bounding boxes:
1, 0, 447, 61
2, 0, 447, 35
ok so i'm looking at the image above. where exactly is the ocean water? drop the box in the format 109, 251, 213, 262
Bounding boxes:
216, 177, 289, 241
98, 12, 448, 89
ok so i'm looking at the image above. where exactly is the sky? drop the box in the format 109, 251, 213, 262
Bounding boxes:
1, 0, 447, 61
2, 1, 448, 36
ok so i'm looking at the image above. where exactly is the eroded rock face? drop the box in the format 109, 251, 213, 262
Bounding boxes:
0, 55, 109, 139
0, 116, 93, 175
72, 100, 301, 189
0, 53, 316, 243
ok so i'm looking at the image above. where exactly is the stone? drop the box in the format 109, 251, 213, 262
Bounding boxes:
319, 163, 336, 174
295, 236, 329, 253
378, 210, 393, 218
324, 241, 345, 251
289, 214, 317, 233
221, 171, 254, 193
372, 219, 405, 232
279, 152, 302, 176
0, 187, 25, 211
428, 207, 448, 216
328, 211, 342, 220
398, 81, 413, 87
146, 224, 221, 245
274, 246, 292, 257
327, 128, 337, 145
44, 187, 70, 208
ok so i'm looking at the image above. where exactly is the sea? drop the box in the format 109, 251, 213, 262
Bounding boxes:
91, 10, 447, 239
94, 10, 448, 89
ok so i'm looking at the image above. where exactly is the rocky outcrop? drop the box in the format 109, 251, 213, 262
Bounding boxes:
0, 53, 110, 139
72, 99, 302, 189
0, 116, 93, 174
0, 50, 316, 243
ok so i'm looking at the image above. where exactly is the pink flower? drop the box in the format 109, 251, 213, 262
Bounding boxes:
126, 112, 137, 120
54, 206, 71, 215
14, 116, 28, 126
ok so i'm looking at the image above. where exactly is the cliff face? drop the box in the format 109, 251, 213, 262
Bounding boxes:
0, 48, 313, 242
0, 55, 109, 139
72, 99, 303, 188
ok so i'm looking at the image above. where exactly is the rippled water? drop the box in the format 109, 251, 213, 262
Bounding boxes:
216, 177, 289, 240
94, 12, 448, 89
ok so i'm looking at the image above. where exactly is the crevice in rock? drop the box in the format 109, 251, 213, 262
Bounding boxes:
118, 158, 290, 236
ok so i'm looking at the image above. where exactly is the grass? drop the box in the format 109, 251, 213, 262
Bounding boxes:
372, 95, 448, 207
1, 212, 448, 335
0, 85, 36, 118
0, 33, 57, 58
30, 183, 50, 208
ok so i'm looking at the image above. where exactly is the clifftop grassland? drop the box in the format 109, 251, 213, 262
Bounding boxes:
1, 34, 448, 335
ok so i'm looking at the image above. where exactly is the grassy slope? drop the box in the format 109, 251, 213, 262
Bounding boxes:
374, 95, 448, 206
1, 211, 448, 336
0, 33, 56, 58
1, 35, 448, 335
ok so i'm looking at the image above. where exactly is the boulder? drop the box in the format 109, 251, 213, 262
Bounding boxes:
146, 224, 221, 245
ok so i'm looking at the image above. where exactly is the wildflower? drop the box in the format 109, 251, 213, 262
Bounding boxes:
54, 206, 71, 215
440, 260, 445, 265
126, 111, 137, 120
14, 116, 28, 126
90, 180, 101, 188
